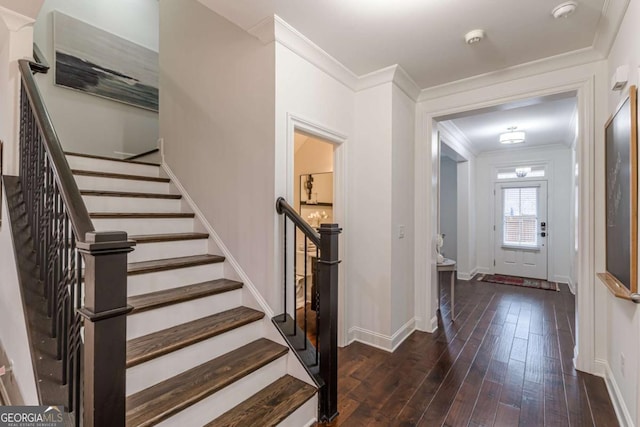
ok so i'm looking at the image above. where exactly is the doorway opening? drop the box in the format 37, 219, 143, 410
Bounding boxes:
292, 130, 335, 345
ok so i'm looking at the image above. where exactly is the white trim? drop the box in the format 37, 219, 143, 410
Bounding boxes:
478, 143, 570, 158
429, 316, 438, 333
285, 113, 349, 347
438, 121, 478, 157
161, 162, 274, 318
594, 359, 634, 427
553, 275, 571, 285
567, 276, 576, 294
253, 15, 359, 91
347, 317, 416, 352
457, 270, 476, 281
592, 0, 631, 57
415, 64, 597, 377
0, 6, 34, 32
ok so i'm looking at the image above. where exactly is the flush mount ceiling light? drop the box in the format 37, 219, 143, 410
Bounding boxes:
465, 29, 485, 45
499, 127, 526, 144
552, 1, 578, 19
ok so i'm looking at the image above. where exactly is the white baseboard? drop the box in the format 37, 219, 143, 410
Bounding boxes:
567, 276, 576, 294
593, 359, 634, 427
429, 316, 438, 333
457, 268, 479, 281
476, 267, 491, 275
347, 318, 416, 352
162, 162, 274, 318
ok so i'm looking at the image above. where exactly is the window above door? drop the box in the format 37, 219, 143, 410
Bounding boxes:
496, 164, 546, 180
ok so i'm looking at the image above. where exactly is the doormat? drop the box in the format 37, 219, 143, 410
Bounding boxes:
477, 274, 559, 291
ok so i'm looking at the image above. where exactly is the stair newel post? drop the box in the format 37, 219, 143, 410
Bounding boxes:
317, 223, 341, 422
77, 231, 134, 427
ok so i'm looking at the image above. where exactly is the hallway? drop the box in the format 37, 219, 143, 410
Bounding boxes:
329, 277, 618, 426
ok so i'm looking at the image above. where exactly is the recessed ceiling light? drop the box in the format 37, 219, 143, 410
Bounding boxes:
464, 29, 485, 45
500, 127, 526, 144
552, 1, 578, 19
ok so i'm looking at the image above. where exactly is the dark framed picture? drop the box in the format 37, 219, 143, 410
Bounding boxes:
601, 85, 638, 298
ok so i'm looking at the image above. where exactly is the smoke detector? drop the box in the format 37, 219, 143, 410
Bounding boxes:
465, 29, 485, 45
552, 1, 578, 19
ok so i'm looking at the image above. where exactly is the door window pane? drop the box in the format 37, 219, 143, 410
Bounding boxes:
503, 187, 538, 247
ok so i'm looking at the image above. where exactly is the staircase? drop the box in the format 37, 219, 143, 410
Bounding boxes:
67, 152, 317, 426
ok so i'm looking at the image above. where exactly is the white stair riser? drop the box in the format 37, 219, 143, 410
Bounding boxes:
83, 196, 182, 213
155, 357, 287, 427
126, 321, 263, 395
127, 289, 242, 339
276, 394, 318, 427
66, 156, 160, 177
128, 263, 224, 296
75, 175, 171, 194
128, 239, 208, 263
92, 217, 194, 235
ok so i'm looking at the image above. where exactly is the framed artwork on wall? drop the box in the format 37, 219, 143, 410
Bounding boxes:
53, 11, 159, 111
598, 85, 639, 301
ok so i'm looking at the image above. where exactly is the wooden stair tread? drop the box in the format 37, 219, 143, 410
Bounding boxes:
205, 375, 316, 427
90, 212, 195, 219
130, 232, 209, 243
66, 151, 160, 166
128, 254, 225, 275
126, 306, 264, 368
128, 279, 243, 313
126, 338, 287, 427
72, 169, 170, 183
81, 190, 181, 199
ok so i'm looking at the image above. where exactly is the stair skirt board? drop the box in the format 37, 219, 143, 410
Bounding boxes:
275, 393, 318, 427
152, 357, 287, 427
74, 175, 172, 194
91, 217, 195, 235
127, 238, 209, 263
64, 154, 318, 425
66, 155, 160, 177
82, 196, 183, 213
127, 289, 242, 339
127, 263, 225, 296
126, 321, 264, 395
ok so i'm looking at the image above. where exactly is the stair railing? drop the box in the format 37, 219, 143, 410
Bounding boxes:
18, 59, 133, 427
275, 197, 341, 423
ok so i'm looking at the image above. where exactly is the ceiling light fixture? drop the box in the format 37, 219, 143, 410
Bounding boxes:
552, 1, 578, 19
465, 29, 485, 45
500, 127, 526, 144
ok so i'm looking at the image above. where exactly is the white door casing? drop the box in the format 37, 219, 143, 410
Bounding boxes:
494, 181, 548, 280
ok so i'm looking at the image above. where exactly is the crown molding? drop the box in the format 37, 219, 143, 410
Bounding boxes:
477, 142, 569, 157
592, 0, 630, 57
249, 15, 420, 100
418, 46, 602, 102
0, 6, 34, 32
269, 14, 359, 90
438, 121, 478, 157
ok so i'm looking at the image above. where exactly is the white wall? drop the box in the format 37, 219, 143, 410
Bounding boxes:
390, 84, 415, 337
439, 156, 457, 259
0, 188, 38, 404
474, 145, 573, 283
33, 0, 159, 158
160, 0, 277, 308
350, 83, 393, 341
603, 0, 640, 423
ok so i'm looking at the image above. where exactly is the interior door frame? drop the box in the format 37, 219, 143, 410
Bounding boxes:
493, 179, 549, 279
415, 64, 597, 375
286, 113, 349, 347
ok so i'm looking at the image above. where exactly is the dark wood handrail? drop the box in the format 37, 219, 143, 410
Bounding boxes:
31, 43, 50, 74
18, 59, 94, 242
276, 197, 320, 246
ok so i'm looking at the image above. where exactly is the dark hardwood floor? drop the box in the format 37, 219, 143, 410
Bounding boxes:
326, 276, 618, 426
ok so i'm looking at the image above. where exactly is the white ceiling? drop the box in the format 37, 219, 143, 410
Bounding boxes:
197, 0, 609, 88
444, 96, 578, 154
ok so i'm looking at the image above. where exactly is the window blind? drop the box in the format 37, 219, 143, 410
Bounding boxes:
503, 187, 538, 247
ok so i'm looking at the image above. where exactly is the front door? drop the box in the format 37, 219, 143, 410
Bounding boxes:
494, 181, 548, 280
